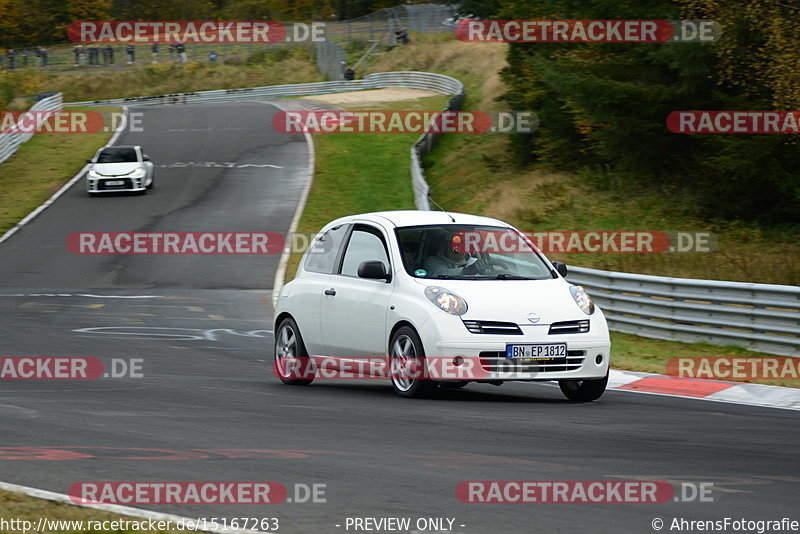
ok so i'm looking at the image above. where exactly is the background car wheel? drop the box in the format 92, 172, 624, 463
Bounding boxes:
389, 326, 437, 398
559, 372, 608, 402
273, 317, 314, 385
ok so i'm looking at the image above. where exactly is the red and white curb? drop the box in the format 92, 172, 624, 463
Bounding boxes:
609, 369, 800, 411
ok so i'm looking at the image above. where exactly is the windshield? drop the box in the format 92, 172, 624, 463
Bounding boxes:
97, 147, 138, 163
395, 224, 554, 280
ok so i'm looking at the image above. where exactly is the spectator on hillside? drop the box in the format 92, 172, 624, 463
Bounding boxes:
126, 44, 135, 64
209, 51, 218, 62
168, 43, 175, 62
35, 46, 42, 67
395, 29, 410, 45
106, 44, 114, 65
151, 42, 159, 63
87, 45, 98, 65
176, 42, 187, 62
344, 66, 355, 80
74, 45, 83, 66
6, 49, 16, 70
0, 51, 4, 70
21, 48, 28, 67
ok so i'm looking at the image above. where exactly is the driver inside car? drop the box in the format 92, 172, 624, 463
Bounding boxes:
423, 231, 481, 277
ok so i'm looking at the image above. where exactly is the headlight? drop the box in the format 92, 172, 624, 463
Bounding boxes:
425, 286, 468, 316
88, 169, 100, 177
570, 285, 595, 315
129, 168, 146, 177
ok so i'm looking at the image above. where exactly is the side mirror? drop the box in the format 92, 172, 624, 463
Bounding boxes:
552, 261, 568, 278
142, 155, 150, 161
86, 159, 93, 163
358, 260, 391, 281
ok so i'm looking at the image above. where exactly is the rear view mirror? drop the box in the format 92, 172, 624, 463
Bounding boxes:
358, 260, 391, 281
142, 155, 150, 161
86, 159, 92, 163
552, 261, 568, 277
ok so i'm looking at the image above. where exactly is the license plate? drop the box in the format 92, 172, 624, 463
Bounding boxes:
506, 343, 566, 359
105, 180, 124, 186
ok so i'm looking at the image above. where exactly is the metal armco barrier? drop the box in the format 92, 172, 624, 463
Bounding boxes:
64, 71, 463, 107
64, 69, 799, 357
566, 266, 800, 357
0, 92, 63, 164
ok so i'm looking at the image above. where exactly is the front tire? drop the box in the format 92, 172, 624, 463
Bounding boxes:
559, 373, 608, 402
389, 326, 437, 398
273, 317, 314, 385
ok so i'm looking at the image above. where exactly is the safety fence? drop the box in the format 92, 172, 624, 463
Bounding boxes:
0, 92, 63, 165
64, 71, 463, 107
566, 266, 800, 357
62, 66, 800, 358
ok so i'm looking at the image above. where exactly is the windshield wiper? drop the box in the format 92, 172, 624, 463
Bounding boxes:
494, 273, 535, 280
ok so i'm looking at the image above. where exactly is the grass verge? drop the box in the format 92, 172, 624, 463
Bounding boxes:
283, 36, 798, 388
283, 95, 446, 280
0, 106, 120, 234
0, 490, 190, 533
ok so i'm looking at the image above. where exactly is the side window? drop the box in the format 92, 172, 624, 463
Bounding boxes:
340, 226, 390, 277
304, 225, 347, 274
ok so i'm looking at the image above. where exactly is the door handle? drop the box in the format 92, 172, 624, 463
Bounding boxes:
324, 288, 336, 296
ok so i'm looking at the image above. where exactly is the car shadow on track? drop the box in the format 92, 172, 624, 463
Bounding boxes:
268, 381, 578, 404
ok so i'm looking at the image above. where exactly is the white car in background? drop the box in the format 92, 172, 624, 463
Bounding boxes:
274, 211, 611, 400
86, 145, 154, 194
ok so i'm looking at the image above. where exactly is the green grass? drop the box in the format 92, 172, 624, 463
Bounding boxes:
1, 46, 321, 104
0, 106, 120, 233
284, 95, 446, 280
0, 490, 190, 533
610, 331, 798, 388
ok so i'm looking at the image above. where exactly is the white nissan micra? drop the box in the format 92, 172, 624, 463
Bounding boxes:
274, 211, 610, 400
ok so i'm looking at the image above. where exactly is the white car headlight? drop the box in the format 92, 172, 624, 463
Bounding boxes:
425, 286, 468, 316
129, 167, 146, 177
88, 169, 100, 177
570, 285, 595, 315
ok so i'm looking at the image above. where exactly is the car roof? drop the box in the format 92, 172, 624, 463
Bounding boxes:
327, 210, 509, 229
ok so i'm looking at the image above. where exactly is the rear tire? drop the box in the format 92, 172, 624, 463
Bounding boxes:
389, 326, 437, 398
273, 317, 314, 385
559, 372, 608, 402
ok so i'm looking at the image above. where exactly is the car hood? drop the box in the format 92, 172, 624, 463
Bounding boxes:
412, 277, 589, 325
91, 162, 141, 176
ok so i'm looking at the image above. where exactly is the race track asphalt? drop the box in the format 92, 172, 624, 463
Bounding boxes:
0, 101, 797, 534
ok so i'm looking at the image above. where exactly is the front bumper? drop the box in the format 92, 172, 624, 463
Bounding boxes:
417, 317, 610, 381
87, 175, 147, 193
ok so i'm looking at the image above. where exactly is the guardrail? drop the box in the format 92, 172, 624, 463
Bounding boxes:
0, 92, 63, 164
64, 71, 464, 107
65, 68, 799, 358
566, 266, 800, 357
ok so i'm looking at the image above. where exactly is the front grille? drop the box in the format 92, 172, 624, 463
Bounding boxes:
548, 320, 590, 335
98, 178, 133, 190
463, 320, 522, 335
478, 350, 585, 373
